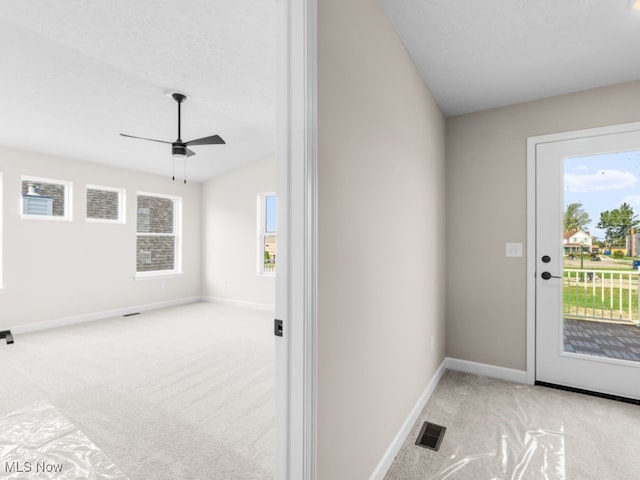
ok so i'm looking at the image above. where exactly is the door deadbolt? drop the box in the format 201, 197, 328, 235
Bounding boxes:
541, 255, 551, 263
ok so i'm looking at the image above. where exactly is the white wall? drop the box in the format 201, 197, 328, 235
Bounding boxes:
0, 145, 202, 329
202, 155, 276, 308
446, 80, 640, 371
317, 0, 446, 478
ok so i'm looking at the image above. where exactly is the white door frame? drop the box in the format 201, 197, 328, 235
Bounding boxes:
526, 120, 640, 386
276, 1, 317, 479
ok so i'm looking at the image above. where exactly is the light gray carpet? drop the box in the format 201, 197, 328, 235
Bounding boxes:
0, 302, 274, 480
385, 370, 640, 480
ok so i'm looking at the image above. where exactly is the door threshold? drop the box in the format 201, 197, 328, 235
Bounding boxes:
535, 381, 639, 405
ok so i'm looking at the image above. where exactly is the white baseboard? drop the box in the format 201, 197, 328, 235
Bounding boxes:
445, 357, 528, 384
11, 296, 202, 335
204, 296, 276, 312
369, 358, 447, 480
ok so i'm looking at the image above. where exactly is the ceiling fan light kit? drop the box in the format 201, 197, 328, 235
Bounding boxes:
120, 92, 225, 183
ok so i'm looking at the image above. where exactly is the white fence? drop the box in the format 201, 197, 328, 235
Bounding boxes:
564, 269, 640, 325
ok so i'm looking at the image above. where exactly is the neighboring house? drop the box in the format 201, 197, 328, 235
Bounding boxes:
563, 229, 592, 255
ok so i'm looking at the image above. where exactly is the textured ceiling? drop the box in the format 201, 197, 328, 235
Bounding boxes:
0, 0, 276, 181
380, 0, 640, 117
4, 1, 639, 179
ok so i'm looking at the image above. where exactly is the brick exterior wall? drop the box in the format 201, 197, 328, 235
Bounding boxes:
136, 236, 176, 272
87, 189, 119, 220
136, 195, 176, 272
137, 196, 174, 233
21, 181, 65, 216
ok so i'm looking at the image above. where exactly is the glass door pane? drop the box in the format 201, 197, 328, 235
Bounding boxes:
563, 151, 640, 363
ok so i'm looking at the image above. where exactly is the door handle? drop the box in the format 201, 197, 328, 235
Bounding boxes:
541, 271, 562, 280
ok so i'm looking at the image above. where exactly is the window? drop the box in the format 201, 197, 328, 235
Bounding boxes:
257, 193, 277, 275
86, 185, 125, 223
21, 176, 72, 220
136, 192, 181, 276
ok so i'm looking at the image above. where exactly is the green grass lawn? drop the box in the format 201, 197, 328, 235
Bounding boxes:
561, 256, 640, 321
563, 282, 639, 321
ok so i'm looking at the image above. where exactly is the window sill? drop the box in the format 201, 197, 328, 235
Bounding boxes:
256, 272, 276, 279
87, 218, 125, 224
21, 214, 72, 222
134, 271, 183, 281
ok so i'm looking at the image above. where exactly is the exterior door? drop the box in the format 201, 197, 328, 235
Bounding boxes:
535, 127, 640, 400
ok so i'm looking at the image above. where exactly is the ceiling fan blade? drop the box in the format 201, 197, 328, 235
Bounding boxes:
185, 134, 225, 146
186, 148, 196, 157
120, 133, 172, 144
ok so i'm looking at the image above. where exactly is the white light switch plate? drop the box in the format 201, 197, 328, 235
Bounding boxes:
506, 242, 523, 257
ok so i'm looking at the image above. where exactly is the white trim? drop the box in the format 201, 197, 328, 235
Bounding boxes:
86, 184, 126, 224
0, 172, 3, 289
256, 272, 276, 279
526, 120, 640, 387
10, 296, 201, 335
204, 296, 276, 312
277, 1, 317, 479
134, 271, 183, 280
526, 136, 537, 385
528, 121, 640, 145
20, 175, 73, 221
369, 359, 447, 480
86, 218, 126, 225
445, 357, 528, 384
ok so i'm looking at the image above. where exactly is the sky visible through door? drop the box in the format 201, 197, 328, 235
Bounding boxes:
564, 150, 640, 240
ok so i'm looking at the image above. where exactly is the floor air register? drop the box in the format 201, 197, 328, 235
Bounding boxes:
0, 330, 14, 345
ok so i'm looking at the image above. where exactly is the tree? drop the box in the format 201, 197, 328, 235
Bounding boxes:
597, 202, 640, 247
564, 202, 591, 233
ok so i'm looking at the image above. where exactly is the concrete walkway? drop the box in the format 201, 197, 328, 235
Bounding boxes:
564, 319, 640, 362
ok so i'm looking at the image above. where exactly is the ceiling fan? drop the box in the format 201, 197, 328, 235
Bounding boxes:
120, 93, 225, 182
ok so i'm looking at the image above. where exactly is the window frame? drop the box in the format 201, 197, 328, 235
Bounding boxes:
20, 175, 72, 221
86, 184, 126, 224
135, 191, 182, 279
0, 173, 3, 289
257, 192, 277, 277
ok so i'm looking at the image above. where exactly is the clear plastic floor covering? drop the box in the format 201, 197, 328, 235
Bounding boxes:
0, 402, 129, 479
384, 371, 640, 480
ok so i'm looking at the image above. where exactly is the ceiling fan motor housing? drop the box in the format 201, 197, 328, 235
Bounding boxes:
171, 92, 187, 103
172, 143, 187, 157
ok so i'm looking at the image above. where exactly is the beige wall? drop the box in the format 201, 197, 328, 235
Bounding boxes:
202, 155, 276, 307
318, 0, 446, 478
0, 145, 202, 328
446, 80, 640, 370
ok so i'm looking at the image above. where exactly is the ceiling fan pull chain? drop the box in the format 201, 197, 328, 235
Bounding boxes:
184, 159, 187, 184
172, 156, 175, 181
